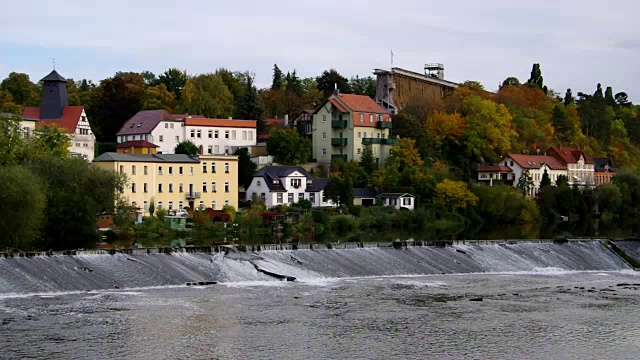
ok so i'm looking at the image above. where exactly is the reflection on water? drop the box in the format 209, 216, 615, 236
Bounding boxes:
1, 271, 640, 359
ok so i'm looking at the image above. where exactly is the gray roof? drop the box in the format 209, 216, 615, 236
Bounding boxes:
93, 153, 200, 163
377, 193, 415, 199
41, 70, 66, 82
253, 166, 327, 192
354, 187, 378, 198
593, 158, 619, 173
116, 110, 178, 136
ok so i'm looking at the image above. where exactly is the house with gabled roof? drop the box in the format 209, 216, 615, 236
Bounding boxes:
245, 165, 335, 208
116, 110, 256, 155
594, 158, 618, 186
312, 90, 395, 165
377, 193, 416, 211
23, 70, 95, 161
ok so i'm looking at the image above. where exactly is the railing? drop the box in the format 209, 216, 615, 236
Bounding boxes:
331, 154, 347, 161
362, 138, 382, 145
185, 192, 201, 199
376, 121, 392, 129
382, 138, 398, 145
331, 120, 347, 128
331, 138, 347, 146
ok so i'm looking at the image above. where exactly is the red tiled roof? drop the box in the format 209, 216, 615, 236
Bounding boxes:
116, 140, 159, 148
477, 165, 512, 172
507, 154, 567, 170
328, 98, 347, 113
548, 147, 593, 165
335, 94, 386, 113
264, 118, 285, 126
185, 118, 256, 128
24, 106, 84, 134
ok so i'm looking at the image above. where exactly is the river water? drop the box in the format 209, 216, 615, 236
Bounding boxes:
1, 270, 640, 359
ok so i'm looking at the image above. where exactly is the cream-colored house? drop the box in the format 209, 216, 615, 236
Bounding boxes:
93, 153, 238, 215
312, 91, 395, 166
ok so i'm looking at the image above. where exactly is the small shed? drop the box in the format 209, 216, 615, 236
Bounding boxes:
377, 193, 416, 211
353, 188, 378, 207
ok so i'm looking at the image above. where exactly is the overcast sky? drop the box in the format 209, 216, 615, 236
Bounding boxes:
1, 0, 639, 101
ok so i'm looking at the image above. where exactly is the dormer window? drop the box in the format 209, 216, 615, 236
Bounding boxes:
273, 180, 279, 185
257, 180, 261, 186
291, 179, 302, 188
307, 179, 312, 184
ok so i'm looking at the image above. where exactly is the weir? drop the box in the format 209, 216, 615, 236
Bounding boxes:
0, 240, 632, 295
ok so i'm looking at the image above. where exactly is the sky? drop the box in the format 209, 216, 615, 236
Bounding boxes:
1, 0, 639, 101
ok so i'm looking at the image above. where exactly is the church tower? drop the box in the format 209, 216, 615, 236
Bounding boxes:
39, 70, 68, 119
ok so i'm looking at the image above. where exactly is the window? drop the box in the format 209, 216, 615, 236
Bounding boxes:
168, 201, 173, 210
510, 161, 514, 166
215, 130, 219, 139
370, 114, 374, 123
242, 131, 247, 140
203, 162, 207, 173
357, 148, 361, 155
322, 148, 327, 156
165, 123, 169, 129
190, 167, 194, 176
358, 132, 361, 138
322, 115, 327, 122
231, 130, 236, 140
208, 130, 213, 138
298, 193, 304, 201
249, 132, 253, 141
208, 146, 213, 155
377, 133, 380, 138
159, 135, 164, 142
310, 193, 316, 204
144, 183, 148, 193
179, 166, 183, 175
158, 184, 163, 192
199, 201, 205, 210
322, 132, 327, 139
288, 193, 294, 203
224, 200, 230, 206
225, 130, 229, 139
403, 198, 412, 206
119, 165, 124, 173
131, 183, 136, 193
178, 201, 183, 209
214, 145, 220, 154
225, 163, 230, 173
211, 201, 216, 210
360, 113, 364, 123
277, 193, 283, 204
202, 182, 207, 192
144, 201, 148, 210
169, 166, 173, 175
175, 136, 180, 143
197, 130, 201, 138
225, 182, 230, 192
144, 166, 148, 175
260, 193, 266, 202
132, 165, 136, 175
169, 183, 173, 193
179, 183, 184, 192
291, 179, 302, 188
212, 182, 217, 192
170, 123, 174, 129
191, 129, 195, 138
378, 114, 382, 122
211, 163, 216, 173
158, 166, 163, 175
157, 201, 163, 209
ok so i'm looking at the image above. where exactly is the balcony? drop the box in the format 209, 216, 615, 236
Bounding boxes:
185, 192, 201, 200
376, 121, 392, 129
362, 138, 382, 145
331, 120, 347, 128
382, 138, 399, 145
331, 138, 347, 146
332, 154, 347, 161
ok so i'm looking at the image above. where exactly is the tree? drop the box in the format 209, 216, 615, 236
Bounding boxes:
517, 169, 534, 196
148, 198, 155, 217
556, 174, 568, 187
0, 89, 22, 114
285, 70, 303, 96
350, 76, 377, 98
526, 63, 548, 94
323, 176, 353, 208
605, 86, 616, 107
179, 73, 234, 118
234, 147, 257, 188
31, 124, 72, 158
564, 89, 574, 106
0, 114, 28, 165
501, 77, 521, 88
266, 128, 312, 165
540, 169, 552, 189
316, 69, 351, 98
0, 72, 39, 106
0, 166, 45, 249
142, 83, 176, 112
88, 72, 145, 142
272, 64, 284, 90
359, 146, 377, 176
141, 71, 159, 87
615, 92, 631, 107
435, 179, 479, 213
158, 68, 188, 100
174, 140, 199, 155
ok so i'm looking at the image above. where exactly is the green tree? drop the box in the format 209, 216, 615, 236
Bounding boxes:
234, 147, 257, 188
0, 72, 39, 106
148, 198, 156, 217
158, 68, 188, 100
0, 166, 46, 249
141, 71, 159, 87
174, 140, 199, 155
435, 179, 479, 213
605, 86, 616, 107
179, 73, 234, 118
501, 77, 521, 88
88, 72, 145, 142
272, 64, 284, 90
237, 73, 263, 122
359, 146, 377, 177
349, 76, 377, 98
0, 89, 22, 114
323, 176, 353, 208
142, 83, 176, 112
285, 70, 304, 96
316, 69, 351, 98
0, 114, 28, 165
526, 63, 548, 94
556, 174, 568, 187
540, 169, 552, 189
31, 124, 72, 158
266, 128, 311, 165
461, 94, 515, 163
563, 89, 574, 106
517, 169, 534, 196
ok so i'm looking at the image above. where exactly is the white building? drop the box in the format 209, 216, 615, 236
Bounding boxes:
116, 110, 256, 155
377, 193, 416, 211
23, 70, 96, 161
245, 166, 335, 208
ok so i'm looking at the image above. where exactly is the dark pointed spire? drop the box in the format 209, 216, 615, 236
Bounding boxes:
40, 70, 68, 119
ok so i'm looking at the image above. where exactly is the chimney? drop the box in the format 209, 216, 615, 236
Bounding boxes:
333, 83, 340, 96
284, 114, 289, 127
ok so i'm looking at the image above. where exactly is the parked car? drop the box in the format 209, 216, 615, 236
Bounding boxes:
174, 209, 189, 217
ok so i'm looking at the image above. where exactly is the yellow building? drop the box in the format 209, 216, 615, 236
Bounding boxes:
115, 140, 159, 154
93, 153, 238, 215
